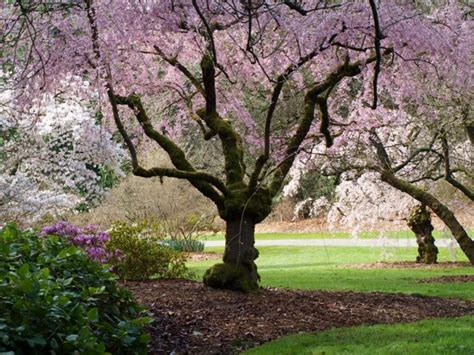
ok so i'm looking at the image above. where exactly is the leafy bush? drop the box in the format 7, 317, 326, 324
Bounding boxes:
0, 223, 151, 354
107, 221, 189, 280
41, 221, 119, 263
162, 238, 205, 252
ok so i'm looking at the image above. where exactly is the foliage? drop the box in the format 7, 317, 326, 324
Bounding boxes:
161, 213, 219, 240
41, 221, 118, 263
162, 238, 205, 252
107, 221, 189, 280
293, 171, 337, 203
0, 223, 151, 354
159, 212, 217, 252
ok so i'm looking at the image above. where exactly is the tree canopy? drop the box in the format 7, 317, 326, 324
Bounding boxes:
1, 0, 472, 289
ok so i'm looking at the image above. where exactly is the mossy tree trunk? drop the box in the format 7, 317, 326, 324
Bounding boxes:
407, 205, 438, 264
203, 215, 260, 292
381, 171, 474, 264
369, 133, 474, 265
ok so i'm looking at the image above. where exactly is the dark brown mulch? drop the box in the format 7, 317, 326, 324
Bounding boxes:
122, 279, 474, 355
348, 261, 471, 269
418, 275, 474, 284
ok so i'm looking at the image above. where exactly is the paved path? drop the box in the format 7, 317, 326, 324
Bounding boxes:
204, 238, 456, 248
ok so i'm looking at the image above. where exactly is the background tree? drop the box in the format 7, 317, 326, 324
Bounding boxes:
283, 4, 474, 263
0, 86, 124, 225
1, 0, 467, 289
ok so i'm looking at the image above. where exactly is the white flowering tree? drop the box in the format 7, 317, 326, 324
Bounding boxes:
0, 87, 124, 225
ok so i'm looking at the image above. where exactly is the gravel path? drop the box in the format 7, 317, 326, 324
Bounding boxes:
204, 238, 456, 248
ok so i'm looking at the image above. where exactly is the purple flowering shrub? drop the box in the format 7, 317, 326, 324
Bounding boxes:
41, 221, 121, 263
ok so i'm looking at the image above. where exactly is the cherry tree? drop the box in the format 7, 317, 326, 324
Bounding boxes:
292, 4, 474, 263
2, 0, 467, 289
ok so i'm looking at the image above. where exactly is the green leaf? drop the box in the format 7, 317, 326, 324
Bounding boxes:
65, 334, 78, 342
50, 338, 59, 349
19, 279, 34, 293
1, 223, 18, 239
26, 335, 47, 347
87, 308, 99, 322
63, 277, 74, 286
40, 268, 50, 279
17, 263, 30, 278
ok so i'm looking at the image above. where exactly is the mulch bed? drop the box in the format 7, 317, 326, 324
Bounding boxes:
347, 261, 471, 269
122, 279, 474, 354
185, 252, 222, 262
418, 275, 474, 284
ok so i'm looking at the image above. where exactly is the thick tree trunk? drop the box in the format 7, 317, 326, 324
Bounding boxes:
381, 171, 474, 264
407, 205, 438, 264
203, 216, 260, 292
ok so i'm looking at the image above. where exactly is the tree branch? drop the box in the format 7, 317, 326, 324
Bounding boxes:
269, 57, 370, 196
368, 0, 384, 109
113, 93, 228, 197
84, 1, 226, 207
198, 54, 246, 186
153, 45, 205, 97
441, 135, 474, 201
249, 46, 331, 190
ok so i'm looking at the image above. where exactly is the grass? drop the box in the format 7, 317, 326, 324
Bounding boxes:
188, 246, 474, 299
198, 229, 464, 241
187, 234, 474, 354
244, 316, 474, 355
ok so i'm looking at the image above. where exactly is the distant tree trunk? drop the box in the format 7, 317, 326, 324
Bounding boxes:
381, 171, 474, 265
407, 205, 438, 264
203, 215, 260, 292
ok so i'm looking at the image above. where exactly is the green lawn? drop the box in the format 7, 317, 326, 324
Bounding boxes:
244, 316, 474, 355
187, 244, 474, 354
188, 246, 474, 299
198, 229, 467, 241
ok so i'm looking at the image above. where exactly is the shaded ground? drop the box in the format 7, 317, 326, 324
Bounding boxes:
123, 279, 474, 354
418, 275, 474, 284
347, 261, 471, 269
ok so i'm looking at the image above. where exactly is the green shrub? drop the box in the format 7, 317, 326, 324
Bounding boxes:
107, 221, 189, 280
0, 223, 151, 354
162, 238, 205, 252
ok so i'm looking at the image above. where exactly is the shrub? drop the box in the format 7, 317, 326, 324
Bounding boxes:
160, 212, 219, 241
162, 238, 205, 252
0, 223, 151, 354
107, 221, 189, 280
41, 221, 119, 263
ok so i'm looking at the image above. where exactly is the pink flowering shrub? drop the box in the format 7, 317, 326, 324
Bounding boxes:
41, 221, 120, 263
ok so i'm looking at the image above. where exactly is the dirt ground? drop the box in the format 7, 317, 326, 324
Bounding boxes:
346, 261, 471, 269
123, 279, 474, 354
418, 275, 474, 283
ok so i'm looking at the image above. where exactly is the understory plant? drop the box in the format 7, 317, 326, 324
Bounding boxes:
159, 213, 216, 252
162, 238, 205, 253
41, 221, 119, 263
107, 221, 189, 280
0, 223, 151, 354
